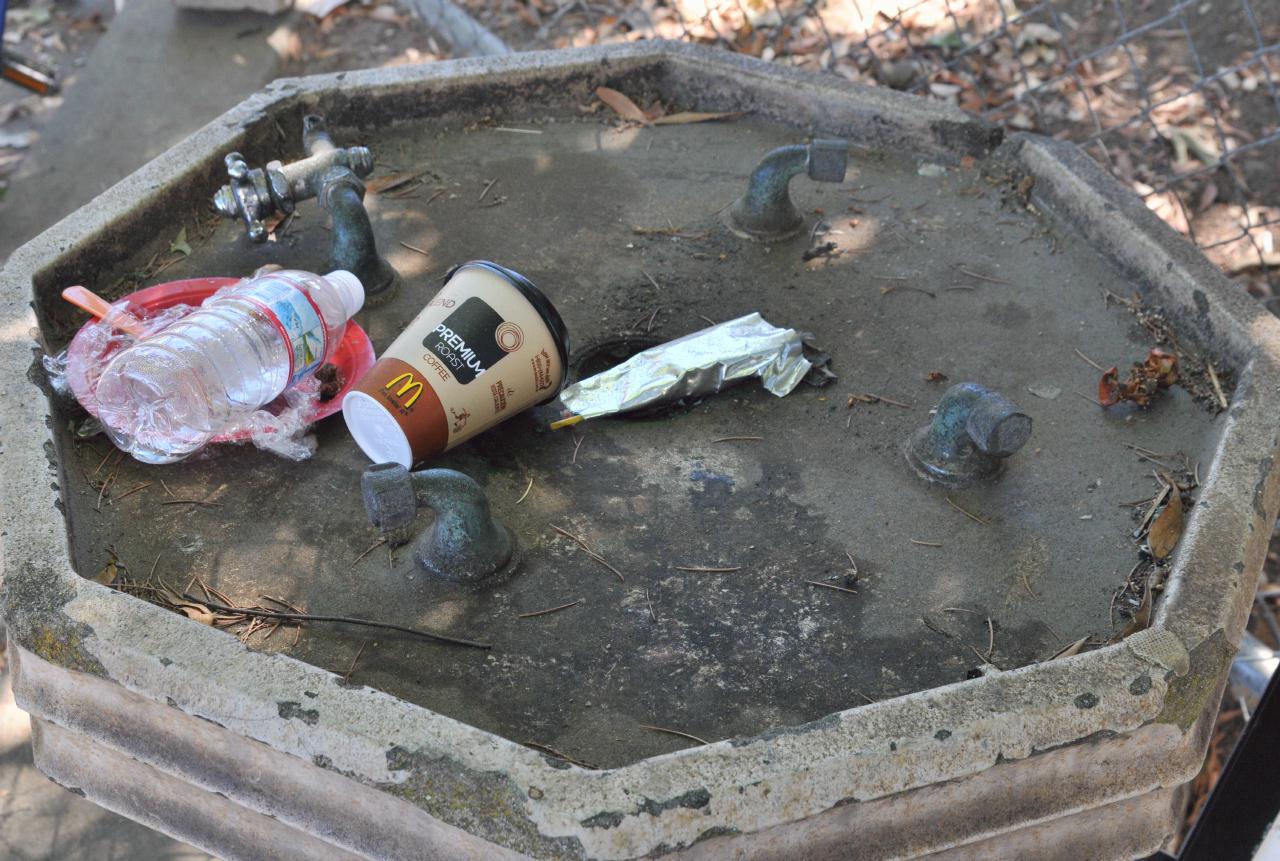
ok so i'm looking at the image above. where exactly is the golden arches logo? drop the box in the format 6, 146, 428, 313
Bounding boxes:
384, 372, 424, 408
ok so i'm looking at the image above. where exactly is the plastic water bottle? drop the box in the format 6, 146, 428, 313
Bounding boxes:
94, 269, 364, 464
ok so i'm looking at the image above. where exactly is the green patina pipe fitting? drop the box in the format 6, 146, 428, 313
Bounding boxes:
362, 462, 514, 583
726, 139, 849, 241
906, 382, 1033, 487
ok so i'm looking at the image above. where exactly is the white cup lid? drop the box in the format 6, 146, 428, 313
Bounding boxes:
342, 390, 412, 467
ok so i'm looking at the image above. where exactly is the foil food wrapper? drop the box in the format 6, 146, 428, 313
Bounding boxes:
560, 313, 812, 420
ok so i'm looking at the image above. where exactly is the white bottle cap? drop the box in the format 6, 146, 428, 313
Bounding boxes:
324, 270, 365, 320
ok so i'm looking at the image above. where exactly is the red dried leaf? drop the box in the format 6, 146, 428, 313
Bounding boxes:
1099, 367, 1121, 406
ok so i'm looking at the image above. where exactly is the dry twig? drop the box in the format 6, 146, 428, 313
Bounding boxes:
639, 724, 710, 746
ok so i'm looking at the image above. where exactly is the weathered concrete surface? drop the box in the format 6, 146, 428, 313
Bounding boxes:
0, 651, 209, 860
43, 109, 1226, 770
3, 43, 1280, 860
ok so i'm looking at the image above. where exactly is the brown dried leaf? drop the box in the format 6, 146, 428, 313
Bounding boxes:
643, 101, 667, 121
594, 87, 649, 124
365, 172, 418, 194
926, 371, 949, 383
1049, 635, 1089, 661
178, 603, 216, 626
1099, 366, 1120, 406
1148, 491, 1184, 560
651, 111, 746, 126
93, 560, 119, 585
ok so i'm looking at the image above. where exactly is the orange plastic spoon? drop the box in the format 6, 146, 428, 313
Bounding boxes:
61, 286, 147, 338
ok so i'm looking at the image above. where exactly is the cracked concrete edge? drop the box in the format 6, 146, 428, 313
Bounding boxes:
17, 638, 1216, 861
0, 44, 1276, 860
13, 597, 1191, 861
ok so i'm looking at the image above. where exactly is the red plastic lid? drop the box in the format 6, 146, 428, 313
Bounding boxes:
66, 277, 375, 443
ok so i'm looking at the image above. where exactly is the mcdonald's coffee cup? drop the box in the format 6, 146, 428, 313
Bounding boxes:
343, 261, 569, 467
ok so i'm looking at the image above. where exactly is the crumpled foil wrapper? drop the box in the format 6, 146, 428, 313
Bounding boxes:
561, 313, 812, 420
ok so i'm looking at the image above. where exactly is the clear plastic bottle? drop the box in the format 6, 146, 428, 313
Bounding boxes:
95, 269, 364, 464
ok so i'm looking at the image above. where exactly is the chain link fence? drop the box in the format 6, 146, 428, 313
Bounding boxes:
452, 0, 1280, 296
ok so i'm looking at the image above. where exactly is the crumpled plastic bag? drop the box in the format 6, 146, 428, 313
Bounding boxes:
45, 298, 321, 462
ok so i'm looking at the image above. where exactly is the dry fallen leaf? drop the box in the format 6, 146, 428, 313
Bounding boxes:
169, 228, 192, 257
651, 111, 746, 125
1098, 348, 1180, 408
1049, 635, 1089, 661
1148, 491, 1184, 560
926, 371, 949, 382
93, 560, 119, 585
179, 603, 216, 626
595, 86, 649, 124
1099, 366, 1121, 406
365, 172, 418, 194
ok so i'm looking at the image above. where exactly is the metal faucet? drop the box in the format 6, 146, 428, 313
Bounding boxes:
725, 139, 849, 241
361, 463, 514, 583
906, 382, 1032, 486
213, 114, 397, 302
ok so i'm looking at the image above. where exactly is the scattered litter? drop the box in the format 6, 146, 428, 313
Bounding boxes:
553, 314, 812, 425
1027, 383, 1061, 400
344, 262, 568, 466
59, 272, 369, 464
918, 163, 947, 177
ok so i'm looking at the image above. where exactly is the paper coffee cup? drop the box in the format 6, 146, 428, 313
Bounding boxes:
343, 261, 569, 466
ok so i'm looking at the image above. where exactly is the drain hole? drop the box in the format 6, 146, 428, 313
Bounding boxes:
567, 334, 688, 421
568, 335, 662, 384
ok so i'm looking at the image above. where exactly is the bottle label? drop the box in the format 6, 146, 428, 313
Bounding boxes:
240, 281, 327, 387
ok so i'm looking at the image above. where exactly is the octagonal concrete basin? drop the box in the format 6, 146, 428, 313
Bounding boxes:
4, 43, 1280, 861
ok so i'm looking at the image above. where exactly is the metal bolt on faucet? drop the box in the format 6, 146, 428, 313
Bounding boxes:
906, 382, 1033, 487
725, 139, 850, 241
213, 114, 397, 302
362, 462, 515, 583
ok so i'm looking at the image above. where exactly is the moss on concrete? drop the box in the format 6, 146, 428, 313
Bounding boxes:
1155, 630, 1232, 729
